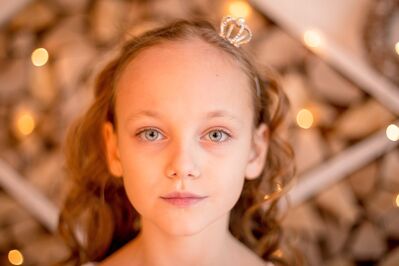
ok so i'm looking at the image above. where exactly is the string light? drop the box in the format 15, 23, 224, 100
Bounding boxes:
14, 110, 36, 137
296, 108, 314, 129
227, 1, 252, 18
386, 124, 399, 141
395, 42, 399, 55
31, 48, 49, 67
8, 249, 24, 265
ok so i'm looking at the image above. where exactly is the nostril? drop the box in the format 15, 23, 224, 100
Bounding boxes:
166, 169, 177, 178
188, 169, 201, 178
165, 168, 201, 179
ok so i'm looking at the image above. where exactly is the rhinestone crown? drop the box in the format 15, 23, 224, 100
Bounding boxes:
219, 16, 252, 48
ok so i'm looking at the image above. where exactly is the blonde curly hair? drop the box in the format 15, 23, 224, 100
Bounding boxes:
58, 18, 297, 266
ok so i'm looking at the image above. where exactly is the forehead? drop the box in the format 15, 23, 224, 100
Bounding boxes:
115, 38, 253, 124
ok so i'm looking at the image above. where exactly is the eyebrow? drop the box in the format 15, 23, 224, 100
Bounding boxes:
126, 110, 242, 124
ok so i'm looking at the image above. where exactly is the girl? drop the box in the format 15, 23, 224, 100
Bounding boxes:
58, 16, 296, 266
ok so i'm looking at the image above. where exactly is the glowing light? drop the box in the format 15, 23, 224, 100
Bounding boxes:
31, 48, 49, 67
272, 249, 283, 258
395, 194, 399, 207
16, 111, 35, 136
8, 249, 24, 265
303, 30, 322, 49
386, 124, 399, 141
296, 109, 314, 129
264, 183, 283, 201
227, 1, 252, 18
395, 42, 399, 55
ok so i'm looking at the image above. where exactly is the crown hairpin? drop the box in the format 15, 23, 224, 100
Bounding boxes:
219, 15, 252, 48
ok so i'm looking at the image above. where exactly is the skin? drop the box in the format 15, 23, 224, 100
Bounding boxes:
102, 38, 269, 266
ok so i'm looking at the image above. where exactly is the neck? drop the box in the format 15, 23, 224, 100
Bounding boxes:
132, 213, 234, 266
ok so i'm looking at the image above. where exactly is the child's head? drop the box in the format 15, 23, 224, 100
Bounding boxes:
59, 18, 295, 264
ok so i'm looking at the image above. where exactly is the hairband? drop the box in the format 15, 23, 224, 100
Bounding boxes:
219, 15, 261, 98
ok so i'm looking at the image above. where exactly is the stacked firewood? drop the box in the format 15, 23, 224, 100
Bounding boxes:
0, 0, 397, 265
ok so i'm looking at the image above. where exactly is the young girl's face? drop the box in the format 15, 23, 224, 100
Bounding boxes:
104, 38, 268, 236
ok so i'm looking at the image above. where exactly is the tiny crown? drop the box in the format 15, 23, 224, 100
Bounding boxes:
219, 15, 252, 47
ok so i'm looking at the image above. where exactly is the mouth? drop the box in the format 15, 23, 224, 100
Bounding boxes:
160, 191, 208, 207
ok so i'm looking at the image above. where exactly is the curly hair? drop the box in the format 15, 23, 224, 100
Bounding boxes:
58, 18, 297, 266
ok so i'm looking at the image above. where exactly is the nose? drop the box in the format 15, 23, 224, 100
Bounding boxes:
165, 140, 201, 180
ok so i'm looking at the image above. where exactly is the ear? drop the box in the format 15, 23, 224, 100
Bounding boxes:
245, 123, 269, 180
103, 121, 123, 177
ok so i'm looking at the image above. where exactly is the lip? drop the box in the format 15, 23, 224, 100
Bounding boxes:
160, 191, 208, 207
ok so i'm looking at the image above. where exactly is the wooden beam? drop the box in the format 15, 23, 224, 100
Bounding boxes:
281, 122, 399, 209
251, 0, 399, 116
0, 159, 58, 232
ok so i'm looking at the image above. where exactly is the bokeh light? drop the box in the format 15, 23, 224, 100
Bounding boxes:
8, 249, 24, 265
15, 110, 36, 136
272, 249, 283, 258
296, 108, 314, 129
303, 30, 322, 49
395, 194, 399, 208
395, 42, 399, 55
31, 48, 49, 67
227, 1, 252, 18
386, 124, 399, 141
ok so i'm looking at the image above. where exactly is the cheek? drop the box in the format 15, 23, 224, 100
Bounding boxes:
118, 149, 161, 213
122, 169, 159, 216
122, 177, 146, 214
208, 157, 247, 208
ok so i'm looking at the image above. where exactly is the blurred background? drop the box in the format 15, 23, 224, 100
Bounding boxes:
0, 0, 398, 265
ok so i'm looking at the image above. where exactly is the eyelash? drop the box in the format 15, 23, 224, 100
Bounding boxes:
135, 127, 232, 143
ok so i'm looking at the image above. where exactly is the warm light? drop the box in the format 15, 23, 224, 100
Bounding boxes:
386, 124, 399, 141
395, 194, 399, 207
303, 30, 322, 49
31, 48, 49, 67
395, 42, 399, 55
16, 111, 35, 136
8, 249, 24, 265
272, 249, 283, 258
296, 109, 314, 129
227, 1, 252, 18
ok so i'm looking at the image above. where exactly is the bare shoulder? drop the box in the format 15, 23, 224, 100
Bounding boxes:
228, 237, 273, 266
232, 248, 273, 266
96, 240, 141, 266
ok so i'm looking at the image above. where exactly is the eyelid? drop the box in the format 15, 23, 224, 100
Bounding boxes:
203, 128, 233, 143
135, 127, 166, 141
134, 127, 233, 143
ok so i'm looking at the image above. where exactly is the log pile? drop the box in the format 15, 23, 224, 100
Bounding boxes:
0, 0, 397, 265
